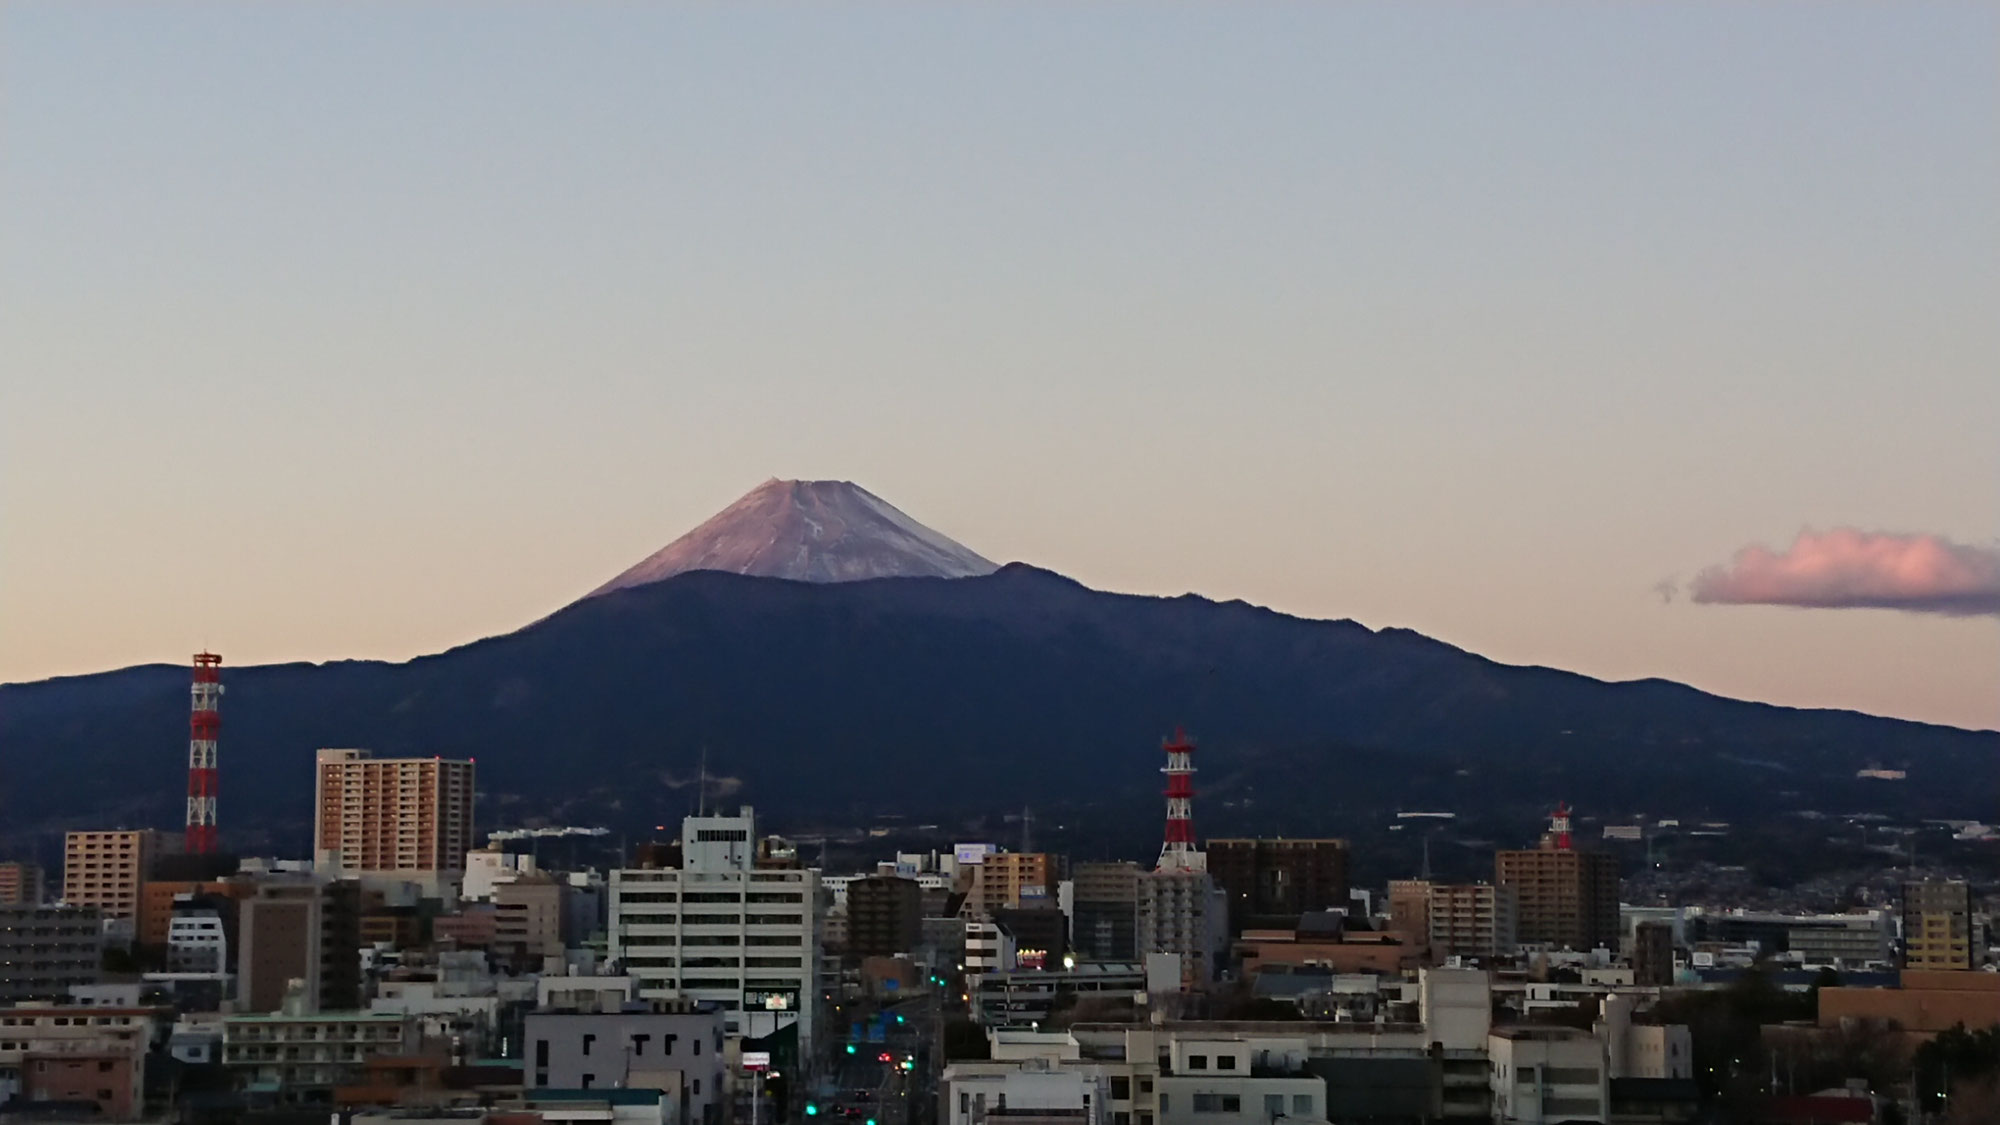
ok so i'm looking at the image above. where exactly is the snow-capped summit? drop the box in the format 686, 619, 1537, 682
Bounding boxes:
585, 479, 999, 597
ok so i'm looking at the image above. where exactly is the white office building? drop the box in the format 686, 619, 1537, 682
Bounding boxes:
608, 808, 821, 1055
165, 909, 228, 975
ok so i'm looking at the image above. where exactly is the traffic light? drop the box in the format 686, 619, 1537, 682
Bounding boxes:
894, 1014, 905, 1024
845, 1044, 857, 1055
805, 1107, 818, 1117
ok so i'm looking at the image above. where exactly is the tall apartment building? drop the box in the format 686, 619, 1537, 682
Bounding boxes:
607, 808, 821, 1056
962, 852, 1052, 919
63, 830, 176, 926
1072, 861, 1140, 962
1633, 920, 1675, 987
1205, 838, 1350, 933
0, 905, 104, 1002
1393, 880, 1517, 961
1135, 868, 1226, 985
313, 749, 475, 895
0, 861, 44, 905
1902, 879, 1977, 971
236, 880, 363, 1013
847, 875, 922, 960
1495, 844, 1618, 953
1386, 880, 1433, 950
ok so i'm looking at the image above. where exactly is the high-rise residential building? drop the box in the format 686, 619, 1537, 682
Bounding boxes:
961, 852, 1052, 919
1633, 920, 1675, 986
1135, 868, 1226, 986
1387, 880, 1433, 950
1496, 811, 1619, 952
0, 861, 45, 906
236, 880, 363, 1013
63, 830, 176, 925
1071, 861, 1140, 962
313, 749, 475, 894
1205, 838, 1350, 933
1427, 882, 1517, 960
846, 875, 922, 960
1902, 879, 1977, 971
0, 905, 104, 1002
607, 807, 821, 1057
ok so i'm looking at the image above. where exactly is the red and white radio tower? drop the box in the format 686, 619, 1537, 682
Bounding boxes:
1548, 800, 1573, 852
1156, 728, 1200, 872
186, 653, 222, 854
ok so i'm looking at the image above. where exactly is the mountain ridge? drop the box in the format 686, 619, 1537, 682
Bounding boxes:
3, 562, 1993, 861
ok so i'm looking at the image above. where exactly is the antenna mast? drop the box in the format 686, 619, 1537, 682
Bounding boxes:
1156, 728, 1200, 872
186, 653, 223, 854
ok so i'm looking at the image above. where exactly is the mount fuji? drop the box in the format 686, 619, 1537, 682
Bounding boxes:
584, 479, 997, 598
1, 479, 1995, 856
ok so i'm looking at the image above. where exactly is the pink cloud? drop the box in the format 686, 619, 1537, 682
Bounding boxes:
1690, 528, 2000, 617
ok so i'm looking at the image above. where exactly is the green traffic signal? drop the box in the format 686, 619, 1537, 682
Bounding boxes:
895, 1014, 905, 1024
845, 1044, 857, 1055
805, 1107, 818, 1117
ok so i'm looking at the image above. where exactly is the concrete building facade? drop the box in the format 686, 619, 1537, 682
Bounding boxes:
524, 1004, 726, 1125
1071, 862, 1139, 963
1204, 838, 1349, 934
0, 861, 44, 906
62, 829, 175, 926
1495, 847, 1619, 953
313, 749, 476, 893
236, 880, 363, 1013
1902, 879, 1976, 970
607, 808, 821, 1055
847, 874, 922, 961
0, 906, 103, 1003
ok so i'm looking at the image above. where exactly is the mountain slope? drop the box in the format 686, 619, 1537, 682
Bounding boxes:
2, 565, 1993, 855
585, 479, 996, 598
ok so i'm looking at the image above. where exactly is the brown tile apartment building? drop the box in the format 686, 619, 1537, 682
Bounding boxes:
1495, 844, 1619, 952
313, 749, 475, 891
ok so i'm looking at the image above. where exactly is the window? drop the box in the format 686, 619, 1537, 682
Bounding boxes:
693, 1079, 702, 1095
582, 1033, 595, 1056
632, 1034, 650, 1057
581, 1073, 594, 1089
1516, 1066, 1535, 1083
665, 1033, 679, 1056
693, 1037, 702, 1055
1110, 1077, 1130, 1100
1216, 1056, 1236, 1071
1139, 1080, 1153, 1096
534, 1041, 549, 1067
1187, 1054, 1208, 1070
960, 1093, 970, 1115
1158, 1096, 1168, 1113
1291, 1095, 1311, 1115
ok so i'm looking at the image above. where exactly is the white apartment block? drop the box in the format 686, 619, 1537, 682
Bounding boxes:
1488, 1027, 1608, 1125
608, 808, 820, 1055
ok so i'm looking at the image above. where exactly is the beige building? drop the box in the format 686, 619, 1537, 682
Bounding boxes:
1901, 879, 1976, 970
0, 861, 43, 906
313, 749, 475, 891
1430, 882, 1518, 960
962, 852, 1052, 919
62, 830, 175, 924
494, 874, 565, 963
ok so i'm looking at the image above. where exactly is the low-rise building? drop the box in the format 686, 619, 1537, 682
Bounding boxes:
0, 905, 104, 1003
1488, 1026, 1608, 1124
222, 1006, 419, 1096
0, 1004, 154, 1120
523, 1002, 726, 1125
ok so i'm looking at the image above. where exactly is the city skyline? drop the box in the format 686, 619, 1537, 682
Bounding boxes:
3, 4, 1994, 730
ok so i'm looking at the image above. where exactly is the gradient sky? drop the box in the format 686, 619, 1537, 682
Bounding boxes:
4, 4, 1995, 730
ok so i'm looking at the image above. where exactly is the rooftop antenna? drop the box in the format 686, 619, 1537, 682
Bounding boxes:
697, 747, 710, 819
